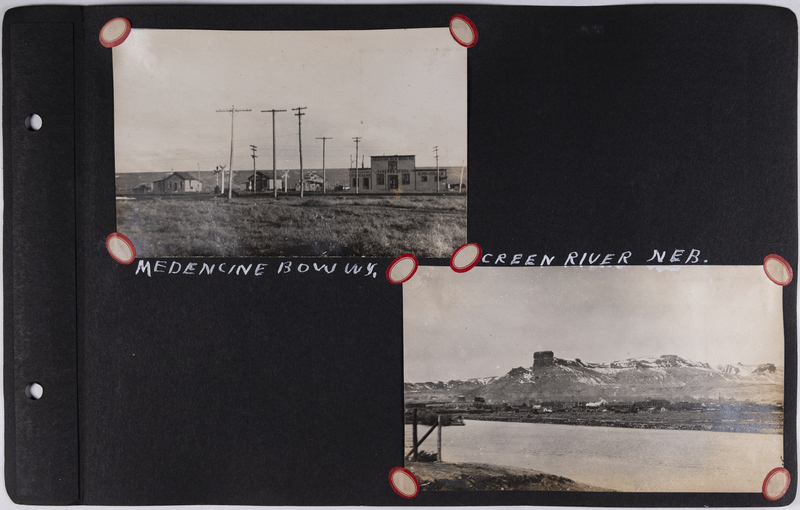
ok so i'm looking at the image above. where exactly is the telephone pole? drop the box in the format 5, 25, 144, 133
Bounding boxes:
261, 108, 286, 198
459, 159, 465, 194
353, 137, 362, 194
316, 137, 332, 194
250, 145, 258, 193
434, 146, 440, 193
292, 107, 307, 198
217, 105, 251, 201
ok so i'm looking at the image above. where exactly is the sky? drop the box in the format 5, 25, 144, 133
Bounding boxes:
112, 28, 467, 174
403, 265, 785, 382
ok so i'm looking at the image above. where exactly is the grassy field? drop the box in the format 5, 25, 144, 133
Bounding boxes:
116, 194, 467, 258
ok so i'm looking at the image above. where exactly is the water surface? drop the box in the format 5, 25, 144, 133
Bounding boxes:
405, 420, 782, 492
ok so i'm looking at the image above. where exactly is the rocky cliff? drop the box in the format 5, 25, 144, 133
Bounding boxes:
405, 354, 783, 404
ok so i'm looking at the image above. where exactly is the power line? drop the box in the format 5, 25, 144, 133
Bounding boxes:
250, 145, 258, 193
216, 105, 251, 201
353, 137, 362, 194
316, 137, 333, 194
433, 145, 440, 193
293, 107, 307, 198
262, 109, 287, 198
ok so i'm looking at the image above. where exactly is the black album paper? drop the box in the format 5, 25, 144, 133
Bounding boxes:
3, 3, 797, 506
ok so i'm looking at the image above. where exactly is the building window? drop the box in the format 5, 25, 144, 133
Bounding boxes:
388, 161, 398, 171
402, 173, 410, 185
363, 177, 370, 190
421, 175, 428, 182
377, 174, 384, 186
352, 178, 357, 188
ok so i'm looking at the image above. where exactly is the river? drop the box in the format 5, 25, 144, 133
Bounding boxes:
405, 420, 783, 492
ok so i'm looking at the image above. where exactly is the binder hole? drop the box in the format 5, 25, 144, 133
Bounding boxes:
24, 383, 43, 400
24, 114, 42, 131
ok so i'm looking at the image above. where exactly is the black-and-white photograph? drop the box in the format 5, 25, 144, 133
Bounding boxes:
113, 28, 467, 258
403, 266, 784, 492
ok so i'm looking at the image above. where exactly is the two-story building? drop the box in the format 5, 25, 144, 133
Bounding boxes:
353, 155, 448, 193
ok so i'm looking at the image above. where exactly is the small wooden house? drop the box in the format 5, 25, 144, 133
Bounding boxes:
246, 171, 274, 192
153, 172, 204, 193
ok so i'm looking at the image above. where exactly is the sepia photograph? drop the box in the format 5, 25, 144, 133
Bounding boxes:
403, 266, 785, 492
113, 28, 467, 258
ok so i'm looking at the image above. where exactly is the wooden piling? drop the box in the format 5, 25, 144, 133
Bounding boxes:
437, 414, 442, 462
412, 409, 418, 462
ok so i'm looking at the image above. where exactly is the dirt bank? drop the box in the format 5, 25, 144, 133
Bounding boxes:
405, 461, 614, 491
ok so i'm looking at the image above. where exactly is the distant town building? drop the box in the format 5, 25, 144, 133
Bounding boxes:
296, 172, 324, 192
533, 350, 555, 367
346, 155, 451, 193
247, 171, 274, 192
153, 172, 204, 193
371, 155, 414, 192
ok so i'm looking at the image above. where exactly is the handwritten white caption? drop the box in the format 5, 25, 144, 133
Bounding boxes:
132, 249, 703, 277
480, 249, 704, 266
134, 260, 379, 278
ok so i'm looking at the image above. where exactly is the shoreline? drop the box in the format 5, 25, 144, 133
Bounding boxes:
461, 411, 783, 434
405, 461, 614, 492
